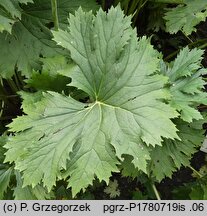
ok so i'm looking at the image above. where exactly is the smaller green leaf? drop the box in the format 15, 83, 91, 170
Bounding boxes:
164, 0, 207, 35
166, 48, 204, 81
104, 180, 120, 198
0, 168, 12, 199
14, 171, 53, 200
147, 3, 166, 32
172, 183, 191, 199
0, 1, 21, 19
26, 56, 74, 93
132, 190, 148, 200
190, 185, 204, 200
150, 119, 205, 181
120, 155, 140, 179
162, 47, 207, 122
189, 176, 207, 200
0, 135, 7, 163
0, 11, 15, 33
0, 0, 33, 33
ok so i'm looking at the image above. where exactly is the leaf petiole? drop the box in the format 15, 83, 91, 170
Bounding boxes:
151, 182, 161, 200
51, 0, 59, 31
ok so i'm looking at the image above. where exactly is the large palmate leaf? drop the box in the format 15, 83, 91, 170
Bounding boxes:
5, 6, 179, 196
0, 0, 98, 78
161, 47, 207, 122
164, 0, 207, 35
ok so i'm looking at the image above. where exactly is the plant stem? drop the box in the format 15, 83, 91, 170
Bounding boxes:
128, 0, 139, 15
16, 71, 25, 88
189, 38, 207, 46
0, 78, 7, 116
164, 38, 207, 61
0, 78, 7, 96
51, 0, 59, 31
0, 100, 4, 117
14, 73, 21, 91
182, 31, 193, 43
0, 95, 18, 98
7, 79, 18, 93
189, 166, 203, 178
152, 183, 161, 200
141, 0, 149, 8
198, 43, 207, 49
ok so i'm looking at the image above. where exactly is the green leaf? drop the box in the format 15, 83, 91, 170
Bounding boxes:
14, 171, 53, 200
0, 0, 33, 33
104, 180, 120, 198
0, 10, 15, 33
173, 175, 207, 200
120, 155, 140, 179
151, 0, 184, 3
172, 183, 191, 199
162, 47, 207, 122
164, 0, 207, 35
147, 3, 166, 32
0, 135, 7, 163
26, 56, 73, 93
0, 168, 12, 199
0, 0, 98, 78
132, 190, 148, 200
190, 184, 204, 200
150, 119, 205, 181
18, 0, 33, 3
0, 136, 12, 199
5, 6, 178, 196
